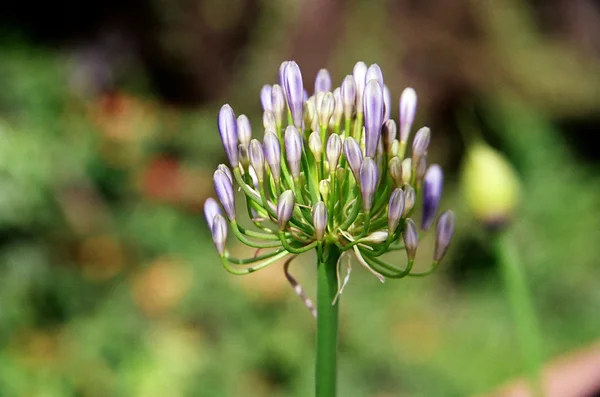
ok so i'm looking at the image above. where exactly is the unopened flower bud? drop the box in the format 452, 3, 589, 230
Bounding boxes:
360, 157, 378, 213
304, 98, 316, 128
326, 133, 342, 172
309, 131, 322, 160
363, 80, 384, 158
402, 218, 418, 261
271, 84, 286, 126
341, 75, 356, 120
387, 188, 405, 233
277, 190, 295, 231
314, 68, 332, 94
383, 85, 391, 121
319, 92, 335, 127
204, 197, 222, 230
363, 230, 388, 243
353, 61, 367, 113
382, 119, 397, 155
249, 139, 265, 182
399, 87, 417, 142
401, 158, 412, 184
211, 214, 228, 256
218, 104, 239, 167
213, 169, 236, 221
312, 201, 327, 241
284, 125, 303, 179
217, 164, 233, 184
366, 63, 384, 87
237, 115, 252, 147
283, 61, 304, 129
278, 61, 289, 87
343, 136, 363, 182
263, 131, 281, 182
388, 156, 403, 186
403, 185, 415, 217
416, 155, 427, 183
332, 87, 343, 126
434, 210, 455, 262
422, 164, 443, 230
319, 179, 330, 202
412, 127, 431, 164
260, 84, 273, 112
238, 144, 250, 168
263, 111, 276, 130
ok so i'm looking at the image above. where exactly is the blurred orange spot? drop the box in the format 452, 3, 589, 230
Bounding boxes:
140, 156, 183, 203
10, 329, 61, 368
132, 257, 192, 316
78, 235, 125, 281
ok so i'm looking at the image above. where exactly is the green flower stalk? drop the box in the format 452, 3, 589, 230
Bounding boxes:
205, 60, 455, 397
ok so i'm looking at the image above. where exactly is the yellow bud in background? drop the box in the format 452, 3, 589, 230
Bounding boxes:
462, 143, 520, 227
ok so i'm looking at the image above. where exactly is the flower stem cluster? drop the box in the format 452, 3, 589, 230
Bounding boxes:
205, 60, 454, 291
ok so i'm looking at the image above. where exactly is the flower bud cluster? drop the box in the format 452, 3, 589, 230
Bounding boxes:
205, 60, 455, 284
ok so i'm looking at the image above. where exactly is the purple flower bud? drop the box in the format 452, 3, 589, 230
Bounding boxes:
416, 155, 427, 184
237, 114, 252, 147
249, 139, 265, 182
403, 185, 415, 217
402, 218, 418, 261
332, 87, 343, 126
326, 133, 342, 172
263, 111, 276, 130
263, 131, 281, 182
434, 210, 455, 262
343, 136, 363, 182
412, 127, 431, 163
211, 214, 228, 256
213, 169, 235, 221
360, 157, 378, 213
282, 61, 305, 129
363, 80, 384, 158
204, 197, 222, 230
422, 164, 443, 230
284, 125, 303, 179
341, 75, 356, 120
312, 201, 327, 241
399, 87, 417, 142
271, 84, 286, 126
218, 104, 239, 167
383, 85, 391, 121
353, 61, 367, 113
319, 92, 335, 127
366, 63, 384, 87
388, 156, 403, 186
388, 188, 405, 233
309, 131, 322, 160
277, 190, 295, 231
314, 68, 332, 94
260, 84, 273, 112
217, 164, 233, 184
382, 119, 397, 155
278, 61, 289, 87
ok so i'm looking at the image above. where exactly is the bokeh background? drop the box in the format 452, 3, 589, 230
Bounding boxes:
1, 0, 600, 396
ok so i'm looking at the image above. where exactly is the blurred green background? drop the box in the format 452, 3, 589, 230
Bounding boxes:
1, 0, 600, 396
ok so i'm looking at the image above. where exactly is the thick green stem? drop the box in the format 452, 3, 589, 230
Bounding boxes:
316, 245, 340, 397
495, 230, 544, 397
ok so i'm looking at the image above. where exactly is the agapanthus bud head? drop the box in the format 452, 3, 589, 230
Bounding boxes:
312, 201, 327, 241
204, 197, 222, 230
402, 218, 418, 261
401, 158, 412, 184
387, 188, 405, 233
360, 157, 378, 213
332, 87, 343, 126
326, 133, 342, 172
263, 131, 281, 182
366, 63, 384, 87
388, 156, 403, 186
422, 164, 443, 230
304, 97, 316, 128
462, 144, 520, 227
403, 185, 415, 217
399, 87, 417, 142
434, 210, 455, 263
277, 190, 295, 231
249, 139, 265, 182
412, 127, 431, 163
363, 80, 384, 158
309, 131, 322, 160
343, 136, 363, 182
211, 214, 228, 256
314, 68, 332, 94
341, 75, 356, 119
282, 61, 304, 129
218, 104, 239, 167
271, 84, 286, 126
217, 164, 233, 184
353, 61, 367, 113
237, 114, 252, 147
263, 111, 276, 130
382, 119, 397, 155
260, 84, 273, 112
383, 85, 391, 121
319, 92, 335, 127
213, 169, 235, 221
284, 125, 303, 178
319, 179, 330, 202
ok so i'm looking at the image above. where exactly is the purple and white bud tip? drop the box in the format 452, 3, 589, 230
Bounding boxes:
366, 63, 384, 87
343, 136, 363, 183
363, 80, 384, 159
211, 214, 228, 256
271, 84, 286, 126
284, 125, 303, 179
353, 61, 367, 113
204, 197, 222, 231
218, 104, 239, 167
277, 190, 295, 231
282, 61, 305, 129
341, 75, 356, 120
412, 126, 431, 162
260, 84, 273, 112
434, 210, 455, 263
326, 133, 342, 172
422, 164, 443, 230
237, 114, 252, 147
399, 87, 417, 142
249, 139, 265, 182
213, 169, 236, 221
360, 157, 378, 213
312, 201, 327, 241
387, 188, 405, 234
314, 68, 332, 94
263, 131, 282, 182
383, 85, 391, 121
402, 218, 418, 261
